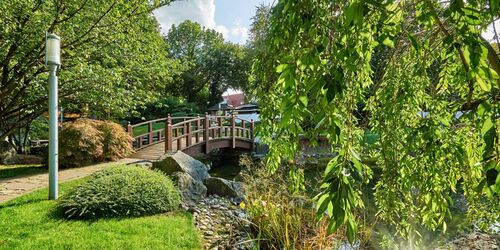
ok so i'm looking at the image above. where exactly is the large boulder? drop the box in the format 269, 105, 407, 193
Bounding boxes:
204, 177, 244, 198
153, 151, 209, 182
171, 172, 207, 205
0, 141, 16, 164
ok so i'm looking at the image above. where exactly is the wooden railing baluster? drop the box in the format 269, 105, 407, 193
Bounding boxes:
148, 121, 153, 145
196, 115, 200, 143
165, 115, 172, 153
204, 113, 210, 153
186, 121, 192, 147
231, 114, 235, 148
218, 117, 222, 138
250, 119, 255, 150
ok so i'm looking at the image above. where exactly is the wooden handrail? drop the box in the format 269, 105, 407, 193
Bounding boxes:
131, 117, 167, 128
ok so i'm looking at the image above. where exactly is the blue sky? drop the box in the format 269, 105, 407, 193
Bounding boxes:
154, 0, 274, 44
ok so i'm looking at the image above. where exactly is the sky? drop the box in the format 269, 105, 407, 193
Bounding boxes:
154, 0, 274, 44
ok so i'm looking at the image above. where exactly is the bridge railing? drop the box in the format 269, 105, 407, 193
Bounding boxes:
127, 114, 254, 153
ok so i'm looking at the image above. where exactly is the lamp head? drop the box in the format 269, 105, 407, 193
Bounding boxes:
45, 32, 61, 66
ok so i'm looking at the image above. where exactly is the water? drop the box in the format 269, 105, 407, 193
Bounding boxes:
196, 150, 244, 180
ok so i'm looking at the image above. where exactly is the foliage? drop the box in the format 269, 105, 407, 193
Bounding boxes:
59, 165, 181, 219
130, 97, 201, 123
59, 119, 131, 167
59, 119, 104, 167
0, 0, 179, 142
253, 0, 500, 245
0, 177, 199, 249
29, 117, 49, 140
240, 155, 338, 249
96, 120, 133, 161
165, 20, 251, 107
247, 4, 279, 101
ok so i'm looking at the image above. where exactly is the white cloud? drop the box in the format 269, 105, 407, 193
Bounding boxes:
153, 0, 217, 33
153, 0, 248, 44
215, 24, 229, 38
230, 22, 249, 43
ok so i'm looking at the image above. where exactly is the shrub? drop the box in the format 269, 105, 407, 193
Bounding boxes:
96, 121, 133, 161
59, 165, 181, 219
59, 119, 132, 167
59, 119, 104, 167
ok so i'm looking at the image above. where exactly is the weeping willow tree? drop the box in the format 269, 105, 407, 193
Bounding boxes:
253, 0, 499, 245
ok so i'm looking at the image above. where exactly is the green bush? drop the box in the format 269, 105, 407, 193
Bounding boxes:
59, 165, 181, 219
59, 119, 132, 167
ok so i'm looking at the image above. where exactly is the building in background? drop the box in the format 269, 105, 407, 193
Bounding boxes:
223, 93, 245, 107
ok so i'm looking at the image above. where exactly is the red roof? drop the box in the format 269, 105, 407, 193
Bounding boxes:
223, 93, 245, 107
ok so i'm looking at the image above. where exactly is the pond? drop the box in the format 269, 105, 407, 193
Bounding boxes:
196, 149, 245, 180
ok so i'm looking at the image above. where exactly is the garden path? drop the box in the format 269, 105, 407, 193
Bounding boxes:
0, 158, 142, 203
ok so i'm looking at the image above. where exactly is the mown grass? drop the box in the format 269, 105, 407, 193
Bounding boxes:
133, 122, 165, 137
0, 177, 200, 250
0, 164, 46, 179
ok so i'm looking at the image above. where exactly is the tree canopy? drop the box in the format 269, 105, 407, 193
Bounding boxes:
253, 0, 499, 245
0, 0, 178, 142
165, 20, 250, 107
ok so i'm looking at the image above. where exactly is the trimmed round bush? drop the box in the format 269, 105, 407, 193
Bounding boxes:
59, 165, 181, 219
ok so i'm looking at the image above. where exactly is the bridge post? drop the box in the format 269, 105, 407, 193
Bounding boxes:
250, 119, 255, 150
241, 120, 246, 137
127, 122, 133, 148
196, 115, 200, 143
165, 115, 173, 153
231, 114, 235, 148
148, 121, 153, 145
204, 113, 210, 154
218, 117, 222, 138
186, 121, 192, 147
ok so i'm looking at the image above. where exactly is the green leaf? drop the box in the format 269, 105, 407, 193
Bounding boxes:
276, 64, 288, 73
299, 95, 308, 106
476, 77, 491, 92
481, 118, 493, 136
383, 37, 395, 47
408, 34, 419, 52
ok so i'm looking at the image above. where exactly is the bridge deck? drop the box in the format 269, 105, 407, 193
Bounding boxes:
129, 136, 202, 161
129, 142, 166, 160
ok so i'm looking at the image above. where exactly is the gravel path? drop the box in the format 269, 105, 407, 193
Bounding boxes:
0, 158, 143, 203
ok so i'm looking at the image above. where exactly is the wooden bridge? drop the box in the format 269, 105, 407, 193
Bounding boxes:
127, 114, 255, 160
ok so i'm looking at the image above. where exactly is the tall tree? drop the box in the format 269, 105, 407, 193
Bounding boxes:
0, 0, 178, 144
165, 20, 250, 107
255, 0, 499, 245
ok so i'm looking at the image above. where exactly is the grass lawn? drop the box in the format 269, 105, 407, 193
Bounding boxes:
133, 122, 165, 137
0, 164, 46, 179
0, 177, 201, 250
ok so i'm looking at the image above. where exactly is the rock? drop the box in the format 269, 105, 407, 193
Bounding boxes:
131, 160, 152, 169
153, 151, 209, 182
0, 141, 16, 164
171, 172, 207, 205
204, 177, 244, 198
233, 172, 244, 182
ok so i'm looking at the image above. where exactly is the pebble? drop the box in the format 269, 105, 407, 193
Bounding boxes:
186, 195, 253, 249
